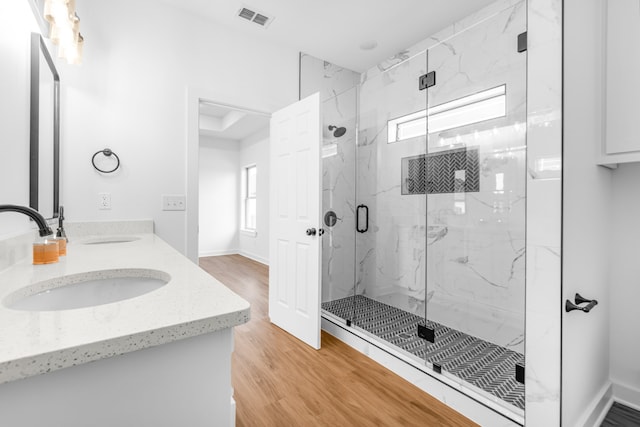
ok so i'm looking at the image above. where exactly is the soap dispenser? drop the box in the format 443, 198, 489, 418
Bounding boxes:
33, 235, 59, 264
54, 205, 68, 256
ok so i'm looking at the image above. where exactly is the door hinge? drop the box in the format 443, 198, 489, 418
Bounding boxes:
419, 71, 436, 90
517, 32, 527, 53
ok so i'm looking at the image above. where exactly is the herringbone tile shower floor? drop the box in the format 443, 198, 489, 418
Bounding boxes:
322, 294, 525, 410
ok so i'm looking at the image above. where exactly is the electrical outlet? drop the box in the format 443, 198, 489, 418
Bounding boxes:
98, 193, 111, 210
162, 194, 186, 211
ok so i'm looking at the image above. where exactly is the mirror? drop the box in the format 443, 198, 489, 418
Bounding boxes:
30, 32, 59, 220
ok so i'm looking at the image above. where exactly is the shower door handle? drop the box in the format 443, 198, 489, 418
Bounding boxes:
356, 205, 368, 233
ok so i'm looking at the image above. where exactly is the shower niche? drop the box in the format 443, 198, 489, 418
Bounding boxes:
321, 0, 527, 422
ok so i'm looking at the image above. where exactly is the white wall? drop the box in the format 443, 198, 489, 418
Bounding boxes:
610, 163, 640, 399
562, 0, 613, 425
0, 2, 45, 238
198, 137, 239, 257
238, 128, 270, 264
57, 0, 298, 253
197, 129, 269, 264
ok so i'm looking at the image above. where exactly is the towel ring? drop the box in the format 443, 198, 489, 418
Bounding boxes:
92, 148, 120, 173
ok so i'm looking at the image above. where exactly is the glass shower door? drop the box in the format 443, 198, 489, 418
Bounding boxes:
423, 1, 527, 412
350, 51, 428, 363
320, 86, 358, 324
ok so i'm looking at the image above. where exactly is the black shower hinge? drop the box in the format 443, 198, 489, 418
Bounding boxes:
517, 32, 527, 53
419, 71, 436, 90
417, 324, 435, 343
515, 363, 525, 384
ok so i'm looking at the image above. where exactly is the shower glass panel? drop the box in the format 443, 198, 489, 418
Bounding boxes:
424, 2, 526, 412
321, 86, 358, 323
321, 0, 528, 417
351, 51, 429, 365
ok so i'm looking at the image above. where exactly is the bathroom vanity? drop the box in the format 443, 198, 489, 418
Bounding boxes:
0, 220, 250, 427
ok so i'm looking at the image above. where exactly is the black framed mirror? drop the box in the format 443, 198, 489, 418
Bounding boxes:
30, 32, 60, 220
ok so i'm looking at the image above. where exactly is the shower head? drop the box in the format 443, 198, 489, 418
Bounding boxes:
328, 125, 347, 138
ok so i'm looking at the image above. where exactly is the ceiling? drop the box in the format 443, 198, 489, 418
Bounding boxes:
158, 0, 497, 73
190, 0, 498, 140
199, 101, 270, 141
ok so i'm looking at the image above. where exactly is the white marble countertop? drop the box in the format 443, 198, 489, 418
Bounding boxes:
0, 222, 250, 384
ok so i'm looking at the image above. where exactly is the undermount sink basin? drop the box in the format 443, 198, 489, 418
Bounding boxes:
81, 236, 141, 245
4, 269, 170, 311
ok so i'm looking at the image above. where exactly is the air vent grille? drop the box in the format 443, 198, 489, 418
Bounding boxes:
238, 8, 255, 21
253, 13, 269, 26
236, 6, 274, 28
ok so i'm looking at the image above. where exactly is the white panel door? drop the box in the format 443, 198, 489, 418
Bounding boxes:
269, 92, 322, 349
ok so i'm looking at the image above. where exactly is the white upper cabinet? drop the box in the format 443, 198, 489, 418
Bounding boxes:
601, 0, 640, 166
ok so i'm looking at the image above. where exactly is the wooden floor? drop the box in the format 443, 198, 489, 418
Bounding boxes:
199, 254, 477, 427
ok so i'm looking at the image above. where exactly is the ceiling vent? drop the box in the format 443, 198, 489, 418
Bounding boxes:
236, 6, 274, 28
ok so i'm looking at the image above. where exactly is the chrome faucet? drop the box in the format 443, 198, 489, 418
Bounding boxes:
56, 205, 68, 242
0, 204, 53, 236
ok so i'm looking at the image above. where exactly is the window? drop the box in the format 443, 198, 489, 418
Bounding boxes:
387, 85, 507, 143
243, 165, 257, 231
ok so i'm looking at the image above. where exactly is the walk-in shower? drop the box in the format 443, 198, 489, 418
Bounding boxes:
321, 0, 527, 419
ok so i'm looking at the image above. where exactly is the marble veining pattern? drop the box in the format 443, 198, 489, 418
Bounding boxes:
0, 223, 250, 384
525, 0, 563, 424
299, 53, 360, 102
318, 0, 563, 423
353, 1, 527, 353
321, 87, 358, 303
360, 0, 524, 84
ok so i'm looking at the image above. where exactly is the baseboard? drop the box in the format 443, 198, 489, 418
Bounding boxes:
576, 381, 613, 427
198, 250, 269, 266
578, 380, 640, 427
612, 381, 640, 412
198, 249, 238, 258
237, 250, 269, 266
322, 315, 523, 427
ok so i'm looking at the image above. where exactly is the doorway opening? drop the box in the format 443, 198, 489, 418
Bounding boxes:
189, 97, 271, 265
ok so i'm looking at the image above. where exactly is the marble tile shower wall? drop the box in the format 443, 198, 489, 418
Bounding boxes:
356, 0, 527, 353
356, 51, 428, 305
524, 0, 563, 423
298, 52, 360, 304
360, 0, 524, 84
299, 53, 360, 102
316, 0, 563, 423
425, 2, 527, 353
321, 88, 358, 303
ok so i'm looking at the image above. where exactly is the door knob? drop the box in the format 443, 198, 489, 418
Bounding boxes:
306, 228, 317, 236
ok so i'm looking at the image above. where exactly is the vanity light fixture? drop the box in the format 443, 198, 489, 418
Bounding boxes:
43, 0, 84, 64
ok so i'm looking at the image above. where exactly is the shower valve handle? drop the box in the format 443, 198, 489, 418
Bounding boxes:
306, 228, 317, 236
